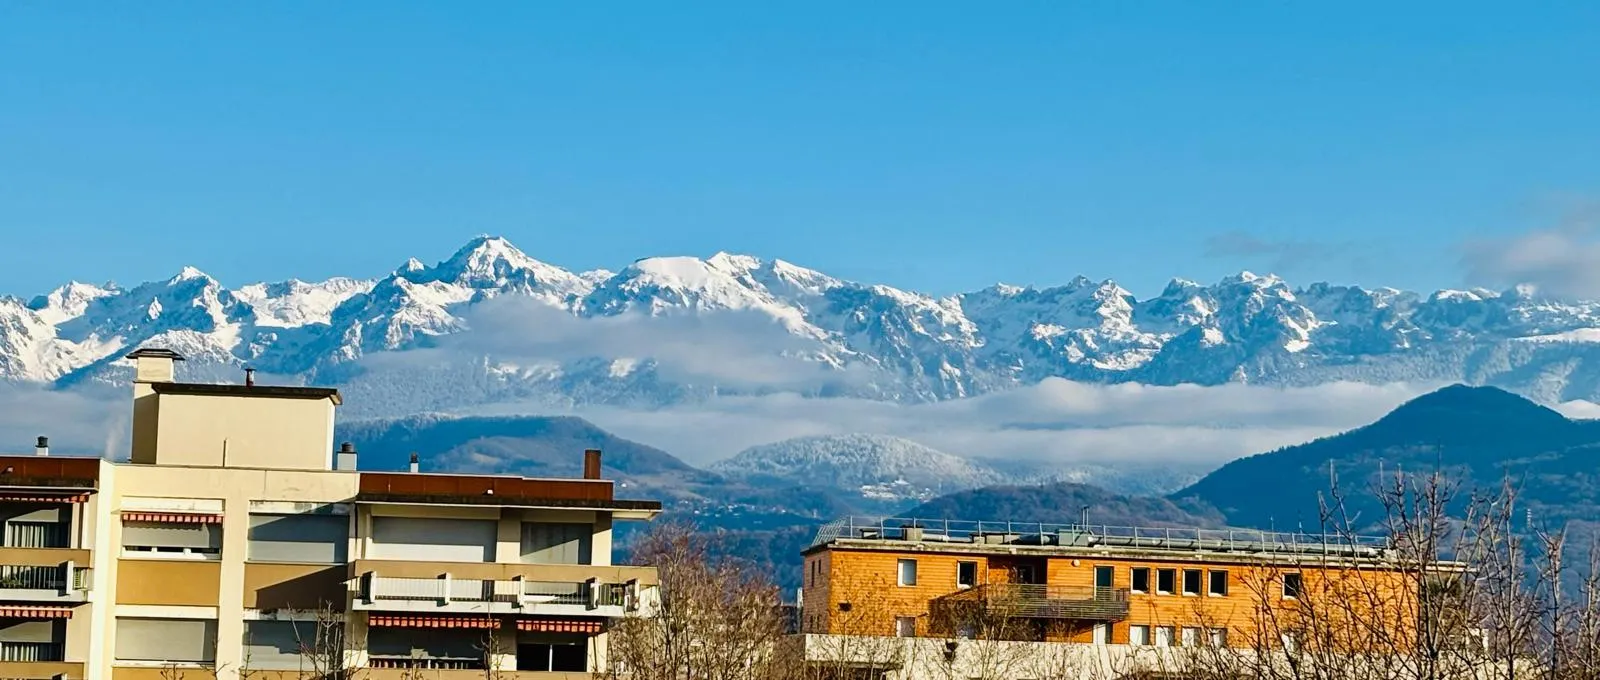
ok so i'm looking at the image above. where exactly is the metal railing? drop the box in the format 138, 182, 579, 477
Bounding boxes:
368, 656, 484, 670
360, 575, 637, 611
810, 516, 1390, 557
933, 584, 1132, 622
0, 642, 63, 663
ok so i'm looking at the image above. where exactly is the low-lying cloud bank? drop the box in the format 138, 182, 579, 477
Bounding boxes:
559, 380, 1437, 467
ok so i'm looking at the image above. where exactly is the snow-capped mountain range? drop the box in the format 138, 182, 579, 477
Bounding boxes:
8, 235, 1600, 415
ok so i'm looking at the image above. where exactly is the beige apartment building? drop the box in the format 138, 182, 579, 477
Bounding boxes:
0, 348, 660, 680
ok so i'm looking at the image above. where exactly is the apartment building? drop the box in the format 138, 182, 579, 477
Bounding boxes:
0, 348, 660, 680
797, 516, 1458, 678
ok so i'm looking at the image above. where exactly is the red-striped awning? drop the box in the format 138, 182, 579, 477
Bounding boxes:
515, 618, 602, 634
0, 493, 89, 504
0, 606, 73, 619
120, 511, 222, 524
367, 615, 498, 629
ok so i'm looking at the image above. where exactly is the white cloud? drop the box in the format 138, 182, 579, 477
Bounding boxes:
433, 297, 866, 391
1462, 199, 1600, 298
0, 386, 124, 457
514, 379, 1437, 468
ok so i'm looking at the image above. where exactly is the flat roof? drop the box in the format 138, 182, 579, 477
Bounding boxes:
151, 381, 343, 404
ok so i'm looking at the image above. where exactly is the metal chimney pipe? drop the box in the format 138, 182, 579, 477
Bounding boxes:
408, 452, 419, 473
244, 367, 256, 387
34, 436, 48, 456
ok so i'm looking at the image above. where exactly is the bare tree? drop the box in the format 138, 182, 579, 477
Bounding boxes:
600, 522, 790, 680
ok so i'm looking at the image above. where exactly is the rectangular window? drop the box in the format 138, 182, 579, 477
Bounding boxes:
1181, 627, 1201, 647
1130, 625, 1150, 646
368, 628, 482, 668
897, 559, 918, 587
1283, 573, 1303, 599
0, 619, 64, 661
957, 561, 977, 588
2, 505, 70, 548
515, 635, 587, 672
894, 617, 915, 638
1131, 567, 1150, 593
115, 618, 217, 663
1209, 628, 1228, 647
520, 523, 593, 565
242, 620, 343, 670
248, 514, 348, 564
1209, 570, 1229, 596
1156, 569, 1176, 595
1155, 626, 1175, 648
369, 517, 496, 562
121, 521, 222, 558
1182, 569, 1202, 596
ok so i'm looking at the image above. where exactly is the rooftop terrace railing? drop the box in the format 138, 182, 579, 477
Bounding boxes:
810, 516, 1391, 557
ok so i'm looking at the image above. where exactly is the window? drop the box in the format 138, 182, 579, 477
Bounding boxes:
1182, 569, 1202, 596
369, 628, 483, 668
115, 618, 217, 664
894, 617, 916, 638
1130, 625, 1151, 646
1209, 570, 1229, 596
248, 514, 348, 563
1155, 626, 1175, 647
243, 620, 342, 670
1209, 628, 1228, 647
897, 559, 917, 586
521, 523, 594, 565
1283, 573, 1303, 599
1131, 567, 1150, 593
1181, 627, 1201, 647
370, 517, 496, 562
121, 520, 221, 558
957, 561, 977, 588
1156, 569, 1176, 595
2, 505, 70, 548
0, 619, 64, 661
516, 636, 586, 672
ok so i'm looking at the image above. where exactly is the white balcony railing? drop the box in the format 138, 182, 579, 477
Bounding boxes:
0, 562, 90, 603
354, 572, 646, 617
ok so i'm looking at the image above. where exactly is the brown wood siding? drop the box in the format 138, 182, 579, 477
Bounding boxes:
115, 560, 221, 606
814, 547, 1422, 650
0, 547, 90, 566
358, 472, 613, 503
0, 456, 99, 488
243, 563, 347, 609
0, 661, 84, 680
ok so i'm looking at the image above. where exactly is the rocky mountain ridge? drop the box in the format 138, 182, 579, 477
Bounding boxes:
9, 236, 1600, 416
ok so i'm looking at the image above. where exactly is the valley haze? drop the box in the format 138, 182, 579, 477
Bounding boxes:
4, 235, 1600, 477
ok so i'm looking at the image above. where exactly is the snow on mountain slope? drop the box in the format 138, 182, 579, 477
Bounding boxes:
13, 235, 1600, 410
710, 433, 1010, 503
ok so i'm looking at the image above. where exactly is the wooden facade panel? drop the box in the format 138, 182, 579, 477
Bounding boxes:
115, 560, 221, 606
808, 546, 1423, 650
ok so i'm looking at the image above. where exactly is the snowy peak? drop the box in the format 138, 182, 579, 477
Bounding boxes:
27, 282, 119, 325
710, 433, 1009, 503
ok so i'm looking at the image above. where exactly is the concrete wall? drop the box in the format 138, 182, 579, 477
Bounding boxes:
149, 394, 336, 471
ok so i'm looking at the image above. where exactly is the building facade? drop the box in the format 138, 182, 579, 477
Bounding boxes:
798, 516, 1456, 678
0, 348, 660, 680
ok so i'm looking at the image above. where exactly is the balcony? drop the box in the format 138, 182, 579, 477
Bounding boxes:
0, 661, 82, 680
351, 562, 656, 618
0, 550, 91, 603
932, 584, 1130, 622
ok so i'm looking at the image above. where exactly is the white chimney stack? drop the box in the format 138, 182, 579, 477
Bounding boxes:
35, 436, 48, 456
408, 452, 419, 473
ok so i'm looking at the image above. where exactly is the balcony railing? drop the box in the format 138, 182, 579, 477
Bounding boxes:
0, 563, 90, 602
0, 643, 62, 663
355, 573, 640, 615
932, 584, 1131, 622
368, 657, 484, 670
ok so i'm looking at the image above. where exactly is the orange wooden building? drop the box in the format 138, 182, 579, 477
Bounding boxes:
800, 517, 1459, 654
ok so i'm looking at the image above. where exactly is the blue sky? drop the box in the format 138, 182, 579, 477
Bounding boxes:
2, 2, 1598, 298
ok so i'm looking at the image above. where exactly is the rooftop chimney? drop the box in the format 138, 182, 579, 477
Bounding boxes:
34, 436, 48, 457
335, 442, 357, 471
583, 449, 602, 480
126, 347, 185, 384
408, 452, 419, 474
244, 367, 256, 387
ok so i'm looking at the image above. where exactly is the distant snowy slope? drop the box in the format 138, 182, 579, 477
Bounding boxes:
711, 434, 1010, 503
9, 235, 1600, 410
